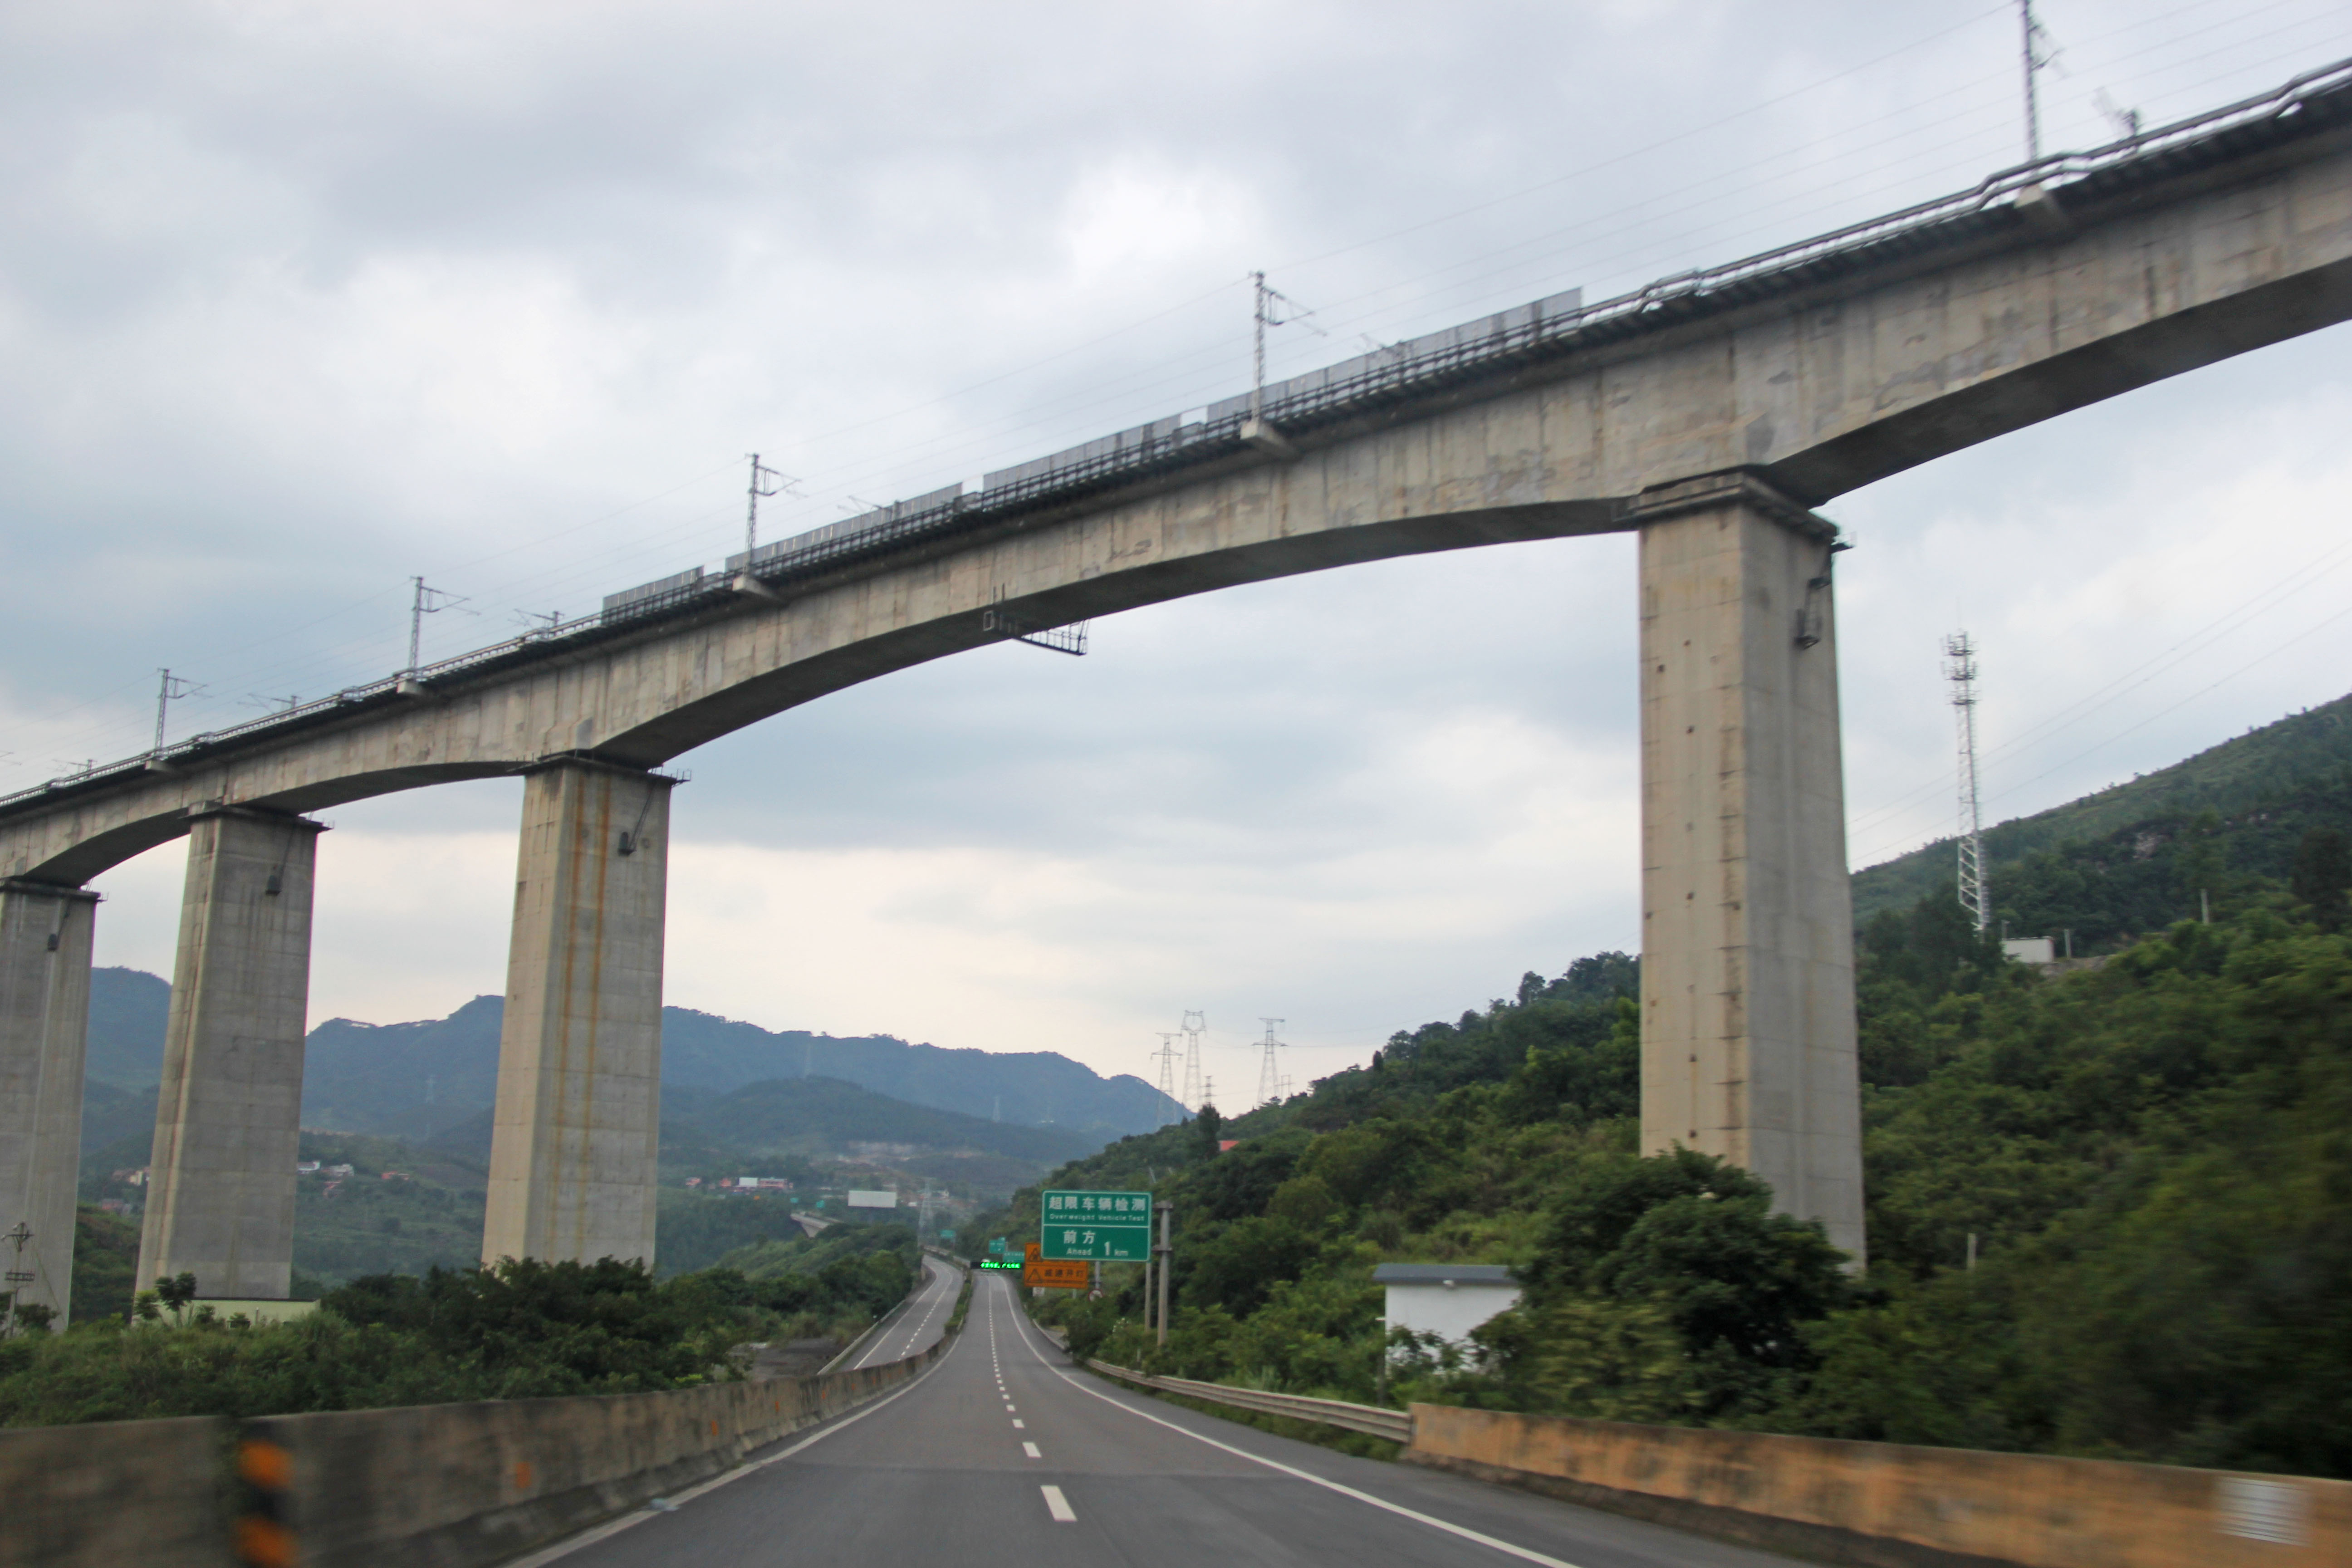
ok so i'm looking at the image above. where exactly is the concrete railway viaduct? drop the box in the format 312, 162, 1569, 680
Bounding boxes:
3, 64, 2349, 1319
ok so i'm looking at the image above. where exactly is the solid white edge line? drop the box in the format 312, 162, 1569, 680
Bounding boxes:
855, 1256, 951, 1370
1005, 1294, 1584, 1568
1041, 1484, 1078, 1522
504, 1306, 965, 1568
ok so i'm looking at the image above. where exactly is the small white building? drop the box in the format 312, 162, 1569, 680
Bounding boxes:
1374, 1263, 1520, 1357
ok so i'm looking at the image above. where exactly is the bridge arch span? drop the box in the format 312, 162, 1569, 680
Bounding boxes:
3, 65, 2349, 1318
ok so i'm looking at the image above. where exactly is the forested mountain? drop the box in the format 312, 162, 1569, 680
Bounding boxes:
77, 974, 1177, 1146
1854, 691, 2352, 940
422, 1073, 1095, 1188
974, 698, 2352, 1480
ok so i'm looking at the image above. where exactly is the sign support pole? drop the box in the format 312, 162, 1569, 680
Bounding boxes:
1154, 1200, 1173, 1347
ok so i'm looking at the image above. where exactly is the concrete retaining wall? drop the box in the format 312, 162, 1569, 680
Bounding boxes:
0, 1335, 951, 1568
1404, 1404, 2352, 1568
0, 1415, 232, 1568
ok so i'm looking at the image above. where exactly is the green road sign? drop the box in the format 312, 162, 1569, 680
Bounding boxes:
1039, 1190, 1152, 1261
988, 1236, 1007, 1254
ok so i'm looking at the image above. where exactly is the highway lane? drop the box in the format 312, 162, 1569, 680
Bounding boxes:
847, 1255, 960, 1369
529, 1272, 1804, 1568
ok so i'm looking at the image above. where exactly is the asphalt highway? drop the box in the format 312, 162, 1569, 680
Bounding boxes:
847, 1255, 960, 1369
522, 1273, 1802, 1568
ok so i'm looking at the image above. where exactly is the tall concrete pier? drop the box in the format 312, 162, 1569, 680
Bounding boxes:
0, 880, 98, 1323
481, 760, 674, 1269
1635, 473, 1864, 1261
0, 75, 2344, 1280
138, 808, 326, 1298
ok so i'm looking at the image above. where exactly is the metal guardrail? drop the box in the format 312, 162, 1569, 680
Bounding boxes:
7, 56, 2347, 821
1088, 1359, 1413, 1444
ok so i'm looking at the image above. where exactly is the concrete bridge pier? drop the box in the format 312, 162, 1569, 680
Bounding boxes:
481, 758, 674, 1269
1635, 471, 1866, 1263
0, 880, 99, 1324
139, 806, 327, 1299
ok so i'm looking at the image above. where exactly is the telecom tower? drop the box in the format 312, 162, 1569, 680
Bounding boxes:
1152, 1034, 1182, 1124
1255, 1019, 1287, 1108
1944, 632, 1989, 931
1180, 1011, 1206, 1111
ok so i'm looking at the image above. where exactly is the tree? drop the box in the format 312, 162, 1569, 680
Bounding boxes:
2174, 808, 2227, 910
2290, 827, 2351, 930
1191, 1103, 1225, 1160
155, 1271, 199, 1321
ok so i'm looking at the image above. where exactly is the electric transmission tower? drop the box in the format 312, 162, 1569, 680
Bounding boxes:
1255, 1019, 1287, 1108
1944, 632, 1989, 931
1152, 1034, 1182, 1125
1180, 1011, 1206, 1111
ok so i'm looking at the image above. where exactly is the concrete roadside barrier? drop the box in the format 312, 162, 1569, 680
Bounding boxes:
0, 1322, 959, 1568
0, 1416, 230, 1568
1403, 1404, 2351, 1568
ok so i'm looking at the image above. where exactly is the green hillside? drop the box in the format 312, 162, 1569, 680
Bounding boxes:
975, 701, 2352, 1480
1854, 692, 2352, 940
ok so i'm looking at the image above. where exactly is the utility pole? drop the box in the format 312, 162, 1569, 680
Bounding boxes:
1944, 632, 1990, 931
1255, 1018, 1287, 1108
1246, 273, 1318, 456
152, 669, 203, 756
2019, 0, 2053, 162
734, 453, 793, 595
1154, 1200, 1173, 1347
1180, 1010, 1206, 1112
1251, 272, 1271, 423
407, 578, 467, 677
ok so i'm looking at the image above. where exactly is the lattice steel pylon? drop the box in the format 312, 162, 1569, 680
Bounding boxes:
1255, 1019, 1287, 1108
1944, 632, 1990, 931
1152, 1034, 1182, 1125
1180, 1011, 1206, 1112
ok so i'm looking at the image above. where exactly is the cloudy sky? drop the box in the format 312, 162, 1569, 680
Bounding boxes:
5, 1, 2349, 1099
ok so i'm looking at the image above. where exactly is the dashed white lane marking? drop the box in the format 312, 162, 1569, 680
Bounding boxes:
1023, 1441, 1042, 1458
855, 1258, 956, 1369
503, 1310, 965, 1567
1012, 1419, 1025, 1429
1005, 1294, 1585, 1568
1041, 1485, 1077, 1523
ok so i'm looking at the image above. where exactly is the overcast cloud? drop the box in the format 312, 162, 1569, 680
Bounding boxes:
6, 1, 2350, 1095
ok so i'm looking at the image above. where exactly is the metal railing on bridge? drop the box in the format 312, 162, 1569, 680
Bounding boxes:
9, 55, 2348, 821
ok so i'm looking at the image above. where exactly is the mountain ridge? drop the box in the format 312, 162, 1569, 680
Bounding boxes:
76, 976, 1179, 1146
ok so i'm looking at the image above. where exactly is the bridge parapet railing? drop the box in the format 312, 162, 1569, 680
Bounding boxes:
1086, 1359, 1412, 1443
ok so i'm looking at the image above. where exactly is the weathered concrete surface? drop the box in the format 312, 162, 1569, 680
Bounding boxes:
1405, 1403, 2352, 1568
0, 880, 98, 1324
0, 1294, 957, 1568
480, 760, 672, 1267
0, 1416, 231, 1568
2, 132, 2347, 887
1635, 474, 1863, 1259
139, 808, 325, 1298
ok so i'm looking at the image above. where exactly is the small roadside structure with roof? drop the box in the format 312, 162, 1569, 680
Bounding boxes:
1372, 1263, 1520, 1356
